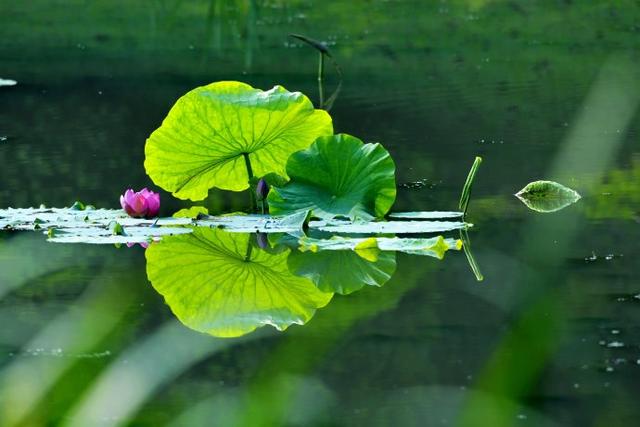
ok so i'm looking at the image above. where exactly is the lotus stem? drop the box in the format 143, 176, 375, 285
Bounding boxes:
458, 156, 482, 217
243, 152, 257, 212
317, 52, 325, 108
288, 33, 341, 111
244, 242, 253, 262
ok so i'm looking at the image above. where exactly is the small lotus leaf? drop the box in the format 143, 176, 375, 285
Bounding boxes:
515, 180, 581, 213
145, 81, 333, 200
1, 207, 470, 246
267, 134, 397, 220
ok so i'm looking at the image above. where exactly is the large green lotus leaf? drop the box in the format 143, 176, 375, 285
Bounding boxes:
515, 180, 581, 213
145, 81, 333, 200
267, 134, 397, 220
288, 249, 397, 295
145, 228, 333, 337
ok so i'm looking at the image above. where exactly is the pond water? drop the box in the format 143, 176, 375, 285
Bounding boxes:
1, 1, 640, 426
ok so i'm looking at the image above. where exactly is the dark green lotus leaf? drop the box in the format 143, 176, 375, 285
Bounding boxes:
145, 81, 333, 200
267, 134, 397, 220
145, 228, 332, 337
288, 249, 397, 295
515, 180, 581, 213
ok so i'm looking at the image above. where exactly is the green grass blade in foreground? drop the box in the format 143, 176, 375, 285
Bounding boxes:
458, 156, 482, 216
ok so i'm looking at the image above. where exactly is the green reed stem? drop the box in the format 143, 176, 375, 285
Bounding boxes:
243, 152, 257, 212
459, 156, 482, 216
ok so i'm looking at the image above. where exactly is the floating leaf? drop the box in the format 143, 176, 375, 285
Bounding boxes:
48, 226, 190, 245
0, 78, 17, 87
108, 221, 125, 236
312, 219, 468, 234
268, 134, 396, 220
288, 249, 396, 295
145, 81, 333, 200
354, 237, 381, 262
515, 180, 581, 213
0, 208, 470, 242
388, 211, 463, 220
145, 228, 333, 337
298, 235, 461, 259
70, 200, 86, 211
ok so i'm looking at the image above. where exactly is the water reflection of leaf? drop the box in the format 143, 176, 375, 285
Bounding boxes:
145, 228, 333, 338
515, 180, 581, 213
585, 158, 640, 220
297, 235, 461, 259
288, 250, 397, 295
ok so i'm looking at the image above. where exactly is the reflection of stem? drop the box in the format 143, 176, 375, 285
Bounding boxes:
317, 52, 325, 108
243, 152, 257, 212
460, 228, 483, 281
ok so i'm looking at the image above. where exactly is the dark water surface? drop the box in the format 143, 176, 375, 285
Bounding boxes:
1, 1, 640, 426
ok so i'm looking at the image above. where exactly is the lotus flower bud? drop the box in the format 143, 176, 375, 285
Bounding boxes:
255, 231, 269, 250
120, 188, 160, 218
256, 178, 269, 201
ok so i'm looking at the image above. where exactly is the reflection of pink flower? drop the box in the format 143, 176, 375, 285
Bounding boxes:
126, 241, 150, 249
120, 188, 160, 218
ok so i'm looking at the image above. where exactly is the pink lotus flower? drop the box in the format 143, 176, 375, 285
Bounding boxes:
120, 188, 160, 218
